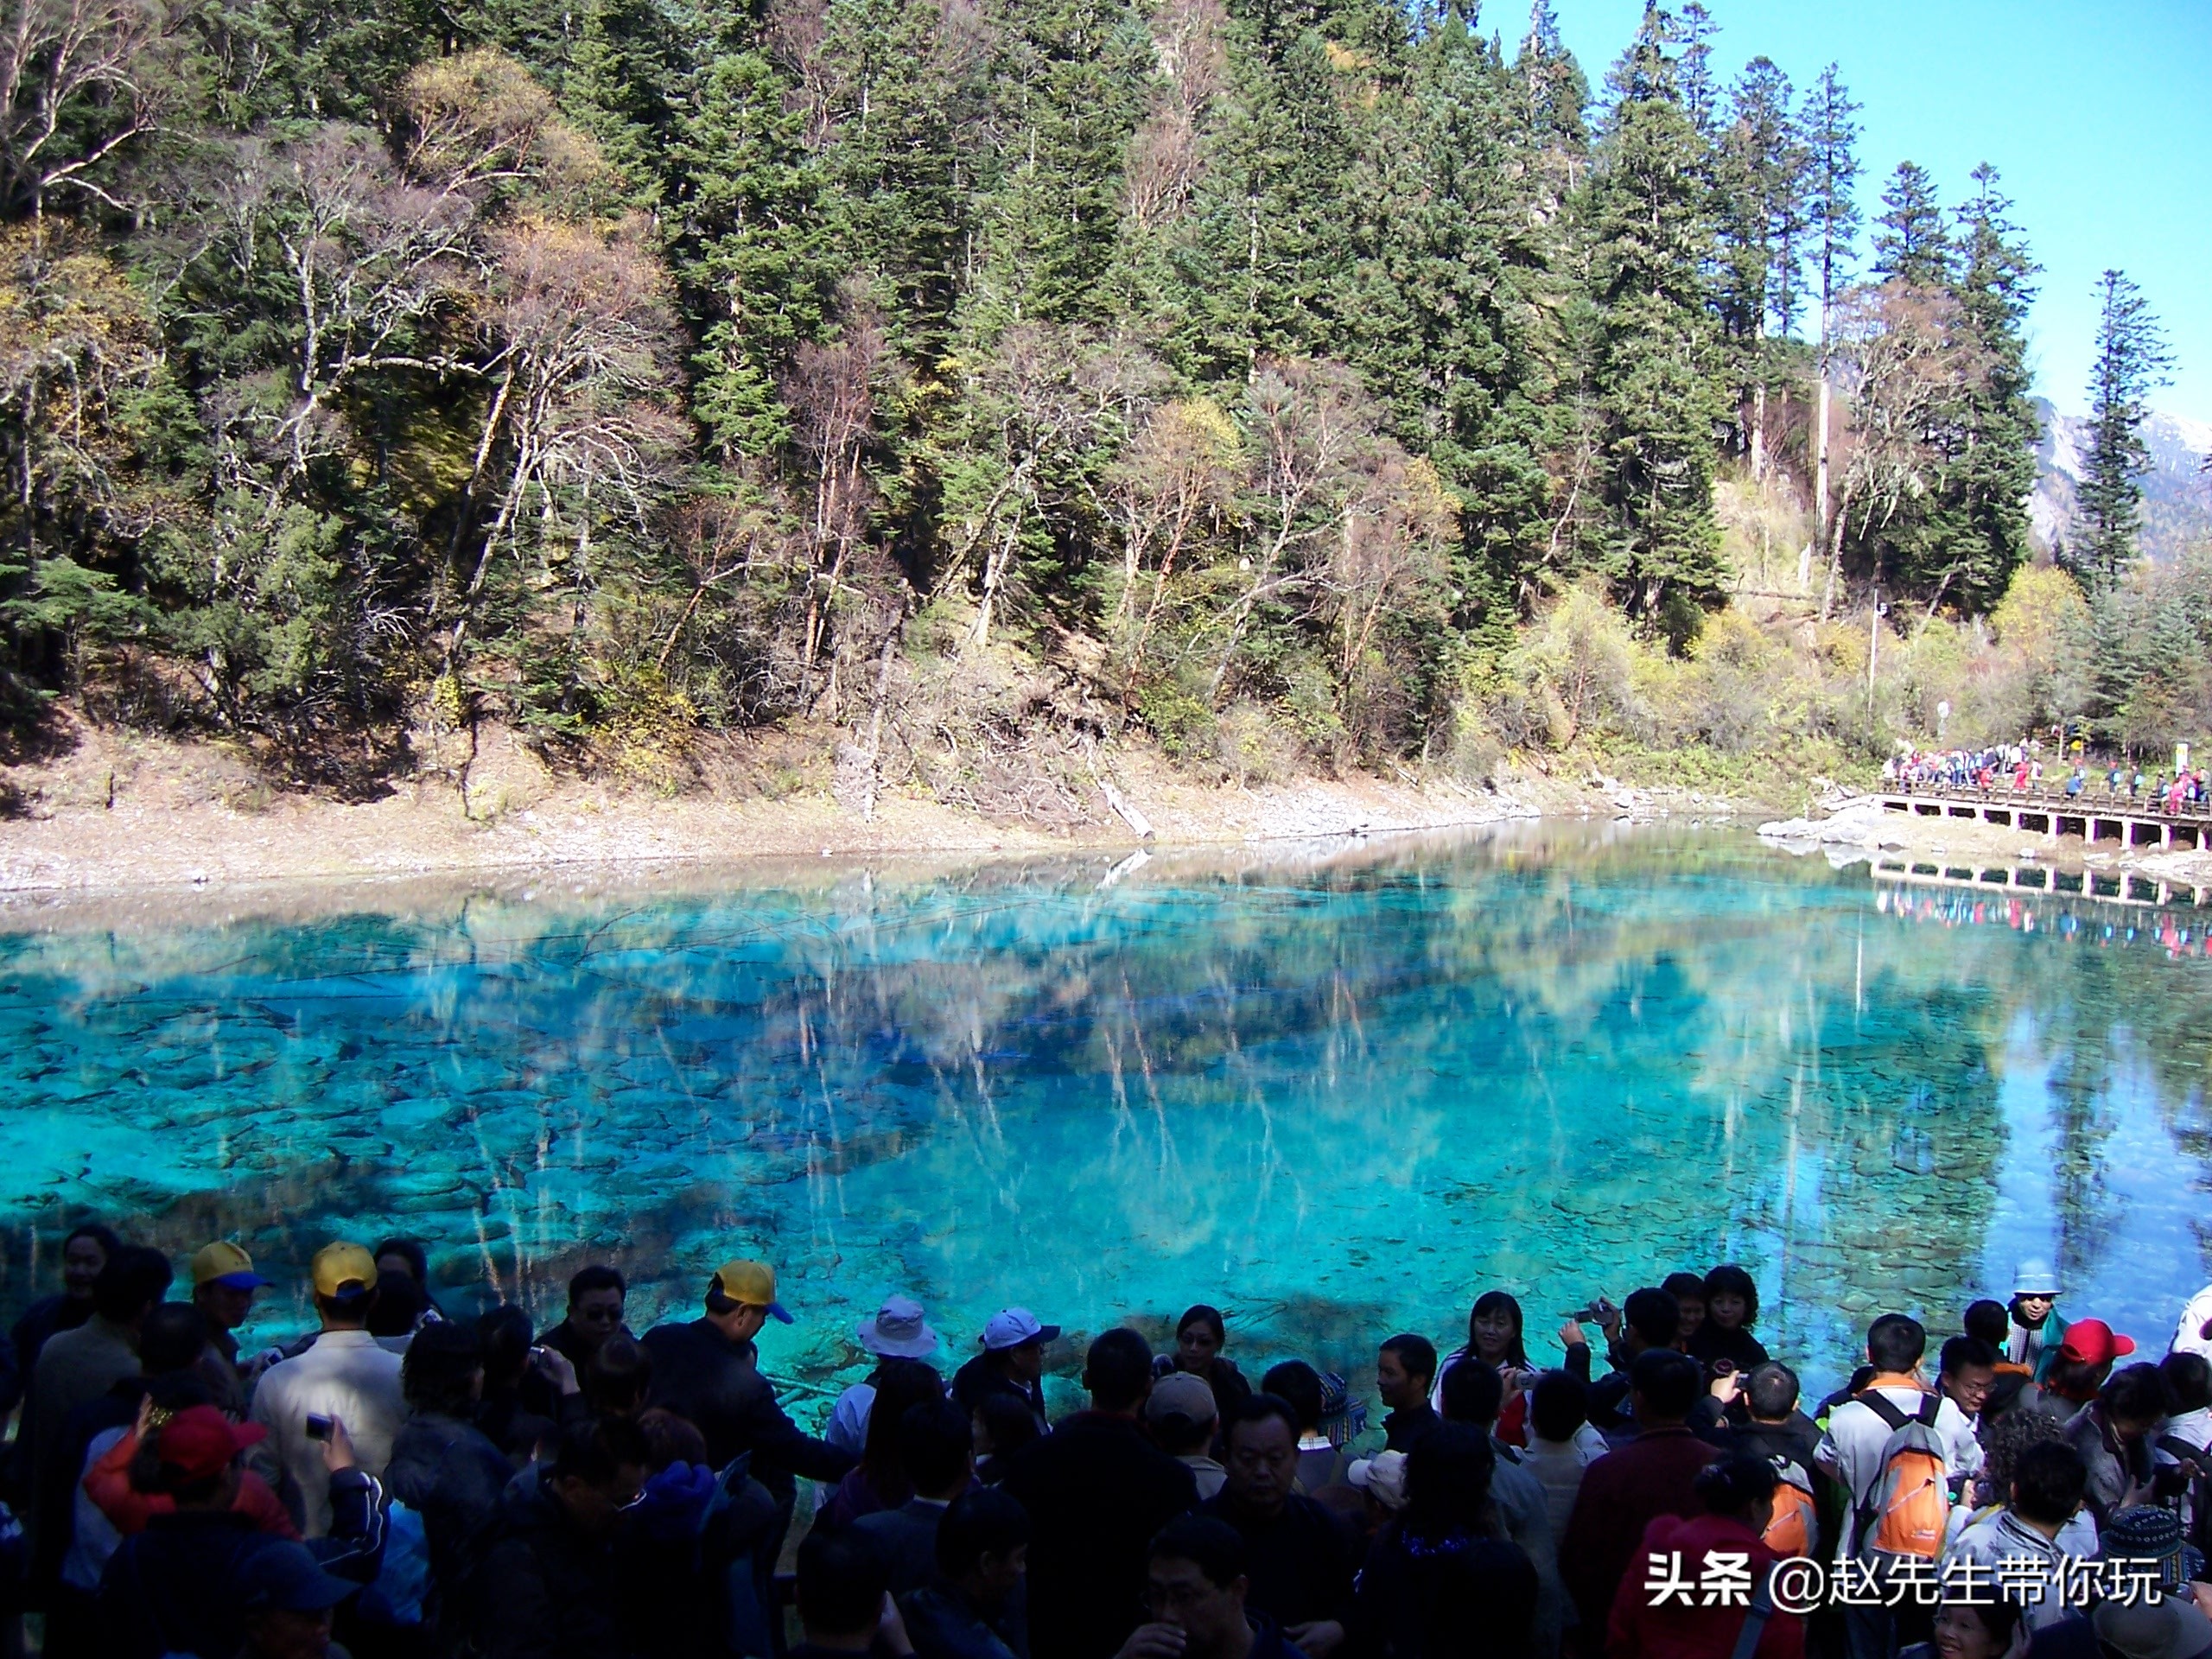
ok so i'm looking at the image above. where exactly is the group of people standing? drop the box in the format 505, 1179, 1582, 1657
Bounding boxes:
1883, 743, 2209, 815
3, 1220, 2212, 1659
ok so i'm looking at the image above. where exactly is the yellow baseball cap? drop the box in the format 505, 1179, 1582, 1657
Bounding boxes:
190, 1242, 270, 1291
311, 1242, 378, 1301
709, 1258, 792, 1324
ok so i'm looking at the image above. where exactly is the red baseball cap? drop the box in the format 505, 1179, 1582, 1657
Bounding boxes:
156, 1405, 267, 1483
2056, 1318, 2137, 1367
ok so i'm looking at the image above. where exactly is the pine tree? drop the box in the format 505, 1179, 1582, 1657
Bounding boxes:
813, 0, 987, 363
1675, 2, 1720, 137
1583, 5, 1726, 640
963, 0, 1154, 332
2077, 268, 2177, 585
668, 47, 831, 461
565, 0, 686, 202
1167, 22, 1363, 379
1921, 162, 2040, 613
1803, 62, 1859, 616
1510, 0, 1589, 213
1802, 64, 1861, 343
1871, 162, 1950, 288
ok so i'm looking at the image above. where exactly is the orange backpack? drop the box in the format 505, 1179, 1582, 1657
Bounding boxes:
1855, 1392, 1951, 1558
1762, 1457, 1819, 1558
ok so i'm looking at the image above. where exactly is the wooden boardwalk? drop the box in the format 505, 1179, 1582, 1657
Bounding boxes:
1878, 786, 2212, 851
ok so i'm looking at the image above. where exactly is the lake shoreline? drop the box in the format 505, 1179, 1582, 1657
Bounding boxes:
0, 710, 1760, 902
9, 707, 2209, 906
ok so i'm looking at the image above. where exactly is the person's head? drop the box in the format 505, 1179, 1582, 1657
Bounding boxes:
636, 1408, 709, 1471
1144, 1370, 1219, 1458
1694, 1456, 1778, 1535
2010, 1258, 2060, 1325
1141, 1516, 1252, 1659
795, 1524, 890, 1652
140, 1303, 212, 1376
365, 1270, 428, 1340
2055, 1318, 2138, 1395
1937, 1336, 1999, 1417
1929, 1597, 2022, 1659
403, 1319, 486, 1418
1866, 1313, 1927, 1376
704, 1257, 792, 1344
1175, 1305, 1228, 1377
92, 1244, 173, 1329
236, 1540, 355, 1659
1084, 1328, 1154, 1415
1378, 1333, 1438, 1410
2009, 1439, 2088, 1529
1260, 1361, 1323, 1433
2159, 1351, 2212, 1416
981, 1307, 1058, 1386
860, 1357, 944, 1497
899, 1399, 974, 1503
586, 1333, 652, 1419
1468, 1291, 1528, 1368
1744, 1361, 1799, 1423
1621, 1287, 1681, 1357
2042, 1353, 2111, 1405
477, 1304, 535, 1389
1662, 1273, 1707, 1338
156, 1402, 266, 1511
308, 1243, 377, 1331
935, 1486, 1029, 1608
1962, 1299, 2010, 1351
371, 1237, 429, 1288
1403, 1421, 1496, 1541
2101, 1363, 2173, 1443
1630, 1349, 1703, 1429
1440, 1352, 1504, 1429
1979, 1406, 2064, 1502
1529, 1370, 1589, 1446
60, 1223, 119, 1300
1220, 1395, 1300, 1517
546, 1418, 650, 1538
188, 1242, 270, 1335
1702, 1265, 1758, 1332
972, 1390, 1040, 1469
564, 1264, 626, 1353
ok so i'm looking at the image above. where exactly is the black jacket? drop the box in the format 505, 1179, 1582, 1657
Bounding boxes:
385, 1409, 514, 1640
951, 1354, 1048, 1434
901, 1579, 1029, 1659
474, 1468, 639, 1659
1352, 1520, 1537, 1659
1197, 1491, 1355, 1634
98, 1470, 385, 1659
1000, 1412, 1198, 1659
640, 1319, 854, 1501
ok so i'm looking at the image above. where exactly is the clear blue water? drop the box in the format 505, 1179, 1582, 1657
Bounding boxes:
2, 825, 2208, 1418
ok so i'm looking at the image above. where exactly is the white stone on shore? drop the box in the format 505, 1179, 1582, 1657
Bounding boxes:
1755, 798, 1889, 848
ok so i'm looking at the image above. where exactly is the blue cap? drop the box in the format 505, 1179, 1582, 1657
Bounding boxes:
236, 1541, 356, 1612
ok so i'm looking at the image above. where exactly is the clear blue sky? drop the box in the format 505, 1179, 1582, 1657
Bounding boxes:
1544, 0, 2212, 427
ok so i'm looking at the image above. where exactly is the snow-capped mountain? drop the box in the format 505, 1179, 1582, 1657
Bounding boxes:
2033, 399, 2212, 563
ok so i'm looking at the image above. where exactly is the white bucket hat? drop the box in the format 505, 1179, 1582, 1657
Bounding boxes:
857, 1294, 939, 1359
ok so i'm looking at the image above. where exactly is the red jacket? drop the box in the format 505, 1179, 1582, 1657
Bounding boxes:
84, 1427, 297, 1539
1605, 1511, 1803, 1659
1561, 1425, 1723, 1645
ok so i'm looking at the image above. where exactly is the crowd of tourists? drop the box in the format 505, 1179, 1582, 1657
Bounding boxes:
3, 1224, 2212, 1659
1884, 745, 2209, 812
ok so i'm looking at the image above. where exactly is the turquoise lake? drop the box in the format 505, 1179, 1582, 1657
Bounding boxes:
3, 824, 2208, 1415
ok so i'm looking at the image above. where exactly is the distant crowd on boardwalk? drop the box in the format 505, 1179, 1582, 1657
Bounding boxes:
1885, 744, 2209, 811
5, 1224, 2212, 1659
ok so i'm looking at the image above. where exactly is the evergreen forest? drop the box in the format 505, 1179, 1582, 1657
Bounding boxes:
0, 0, 2198, 804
